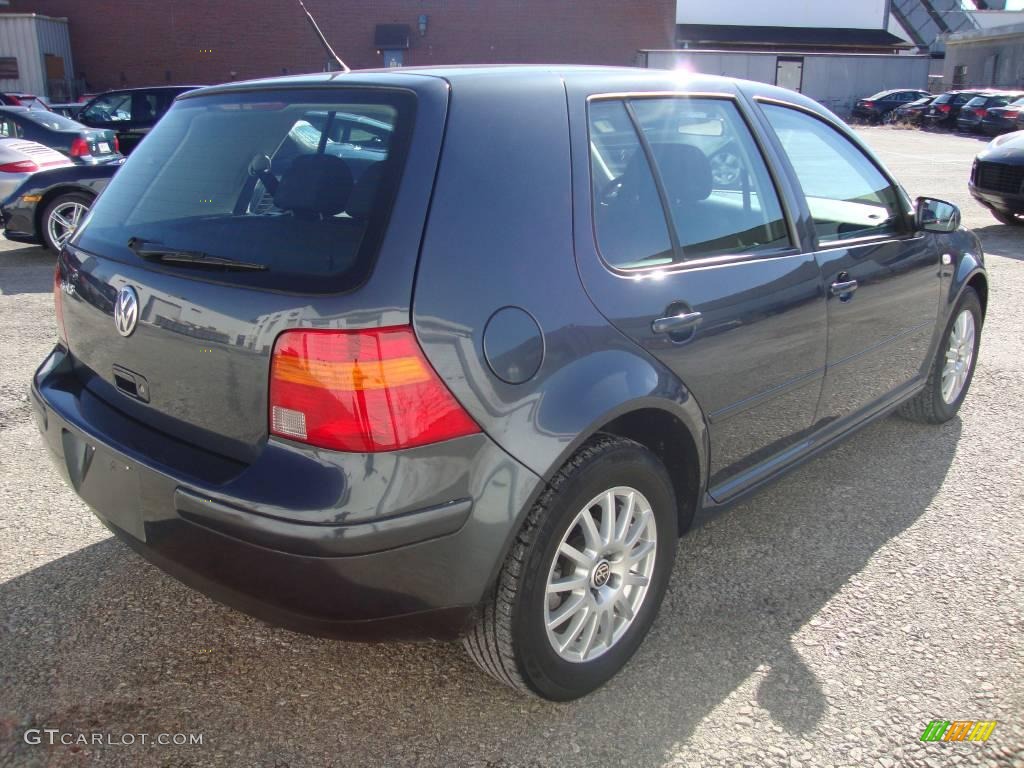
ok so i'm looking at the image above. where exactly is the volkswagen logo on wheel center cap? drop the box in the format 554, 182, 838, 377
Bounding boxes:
114, 286, 139, 337
591, 560, 612, 589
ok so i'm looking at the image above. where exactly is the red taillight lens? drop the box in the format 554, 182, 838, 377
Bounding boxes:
269, 326, 480, 452
938, 104, 952, 114
977, 109, 988, 118
863, 101, 875, 109
69, 137, 89, 157
53, 262, 68, 345
113, 135, 120, 153
0, 160, 38, 173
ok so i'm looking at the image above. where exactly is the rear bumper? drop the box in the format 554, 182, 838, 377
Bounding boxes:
32, 347, 543, 639
0, 196, 39, 243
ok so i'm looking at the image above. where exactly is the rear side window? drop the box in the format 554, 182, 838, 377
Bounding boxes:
588, 97, 790, 269
762, 104, 904, 245
74, 89, 414, 292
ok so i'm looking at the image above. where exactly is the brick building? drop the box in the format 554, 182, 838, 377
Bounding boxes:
1, 1, 676, 92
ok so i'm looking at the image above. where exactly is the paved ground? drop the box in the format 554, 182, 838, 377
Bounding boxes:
0, 127, 1021, 768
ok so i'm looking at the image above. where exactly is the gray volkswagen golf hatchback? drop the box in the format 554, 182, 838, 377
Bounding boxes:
34, 66, 987, 700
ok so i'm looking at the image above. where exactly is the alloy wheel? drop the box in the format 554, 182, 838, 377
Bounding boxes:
47, 201, 88, 250
544, 486, 658, 663
941, 309, 976, 404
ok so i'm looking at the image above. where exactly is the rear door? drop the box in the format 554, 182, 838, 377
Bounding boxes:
756, 101, 939, 424
570, 87, 827, 500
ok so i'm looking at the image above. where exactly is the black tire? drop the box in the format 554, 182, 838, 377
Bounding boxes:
991, 209, 1024, 226
463, 436, 679, 700
40, 192, 93, 254
899, 288, 982, 424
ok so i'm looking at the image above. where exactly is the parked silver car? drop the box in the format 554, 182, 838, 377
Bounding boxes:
0, 137, 72, 201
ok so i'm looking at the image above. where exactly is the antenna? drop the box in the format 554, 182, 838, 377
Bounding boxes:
298, 0, 350, 73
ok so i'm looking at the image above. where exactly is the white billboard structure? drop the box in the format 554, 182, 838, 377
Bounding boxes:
676, 0, 890, 29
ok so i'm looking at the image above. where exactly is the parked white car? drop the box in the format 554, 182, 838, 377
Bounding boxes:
0, 138, 72, 201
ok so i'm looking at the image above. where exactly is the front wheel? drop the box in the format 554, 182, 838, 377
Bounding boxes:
41, 192, 93, 254
464, 436, 679, 700
899, 288, 982, 424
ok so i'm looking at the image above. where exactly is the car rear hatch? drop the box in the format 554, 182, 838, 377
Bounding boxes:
58, 80, 447, 464
83, 129, 119, 159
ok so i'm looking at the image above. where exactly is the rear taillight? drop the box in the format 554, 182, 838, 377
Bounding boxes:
113, 135, 120, 153
269, 326, 480, 452
69, 137, 89, 157
938, 104, 952, 114
0, 160, 38, 173
53, 262, 68, 345
862, 101, 875, 109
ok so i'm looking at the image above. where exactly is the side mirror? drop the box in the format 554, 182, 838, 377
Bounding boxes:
916, 197, 960, 233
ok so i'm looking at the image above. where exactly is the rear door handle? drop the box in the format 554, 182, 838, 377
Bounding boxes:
652, 311, 703, 335
830, 279, 858, 296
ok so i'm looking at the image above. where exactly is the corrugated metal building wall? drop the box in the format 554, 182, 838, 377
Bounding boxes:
642, 49, 931, 116
0, 13, 74, 98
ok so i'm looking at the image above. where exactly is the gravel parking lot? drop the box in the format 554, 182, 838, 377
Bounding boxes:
1, 126, 1021, 768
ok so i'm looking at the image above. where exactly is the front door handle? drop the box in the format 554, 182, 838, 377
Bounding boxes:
830, 279, 858, 297
652, 311, 703, 335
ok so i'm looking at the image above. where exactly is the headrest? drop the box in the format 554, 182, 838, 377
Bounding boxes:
346, 162, 384, 220
647, 143, 712, 204
273, 154, 353, 217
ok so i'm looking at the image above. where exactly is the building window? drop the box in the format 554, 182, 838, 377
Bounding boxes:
0, 57, 19, 79
953, 65, 967, 88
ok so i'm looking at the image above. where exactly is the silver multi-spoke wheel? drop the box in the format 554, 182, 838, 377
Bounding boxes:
47, 200, 88, 250
941, 309, 976, 404
544, 486, 657, 663
710, 150, 742, 187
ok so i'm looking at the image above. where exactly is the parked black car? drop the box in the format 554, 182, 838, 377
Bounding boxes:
76, 85, 201, 154
35, 67, 987, 701
1, 162, 120, 252
924, 90, 985, 128
891, 95, 936, 126
980, 97, 1024, 135
48, 102, 84, 120
956, 92, 1023, 133
852, 89, 930, 123
0, 107, 123, 165
970, 131, 1024, 225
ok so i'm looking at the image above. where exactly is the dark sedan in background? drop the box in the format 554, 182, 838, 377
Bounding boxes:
956, 92, 1023, 133
981, 97, 1024, 135
0, 107, 123, 165
1, 161, 120, 252
852, 89, 930, 123
891, 95, 936, 126
971, 131, 1024, 225
924, 90, 985, 128
77, 85, 201, 154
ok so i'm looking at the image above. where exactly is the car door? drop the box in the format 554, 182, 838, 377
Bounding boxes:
757, 101, 940, 425
570, 89, 827, 500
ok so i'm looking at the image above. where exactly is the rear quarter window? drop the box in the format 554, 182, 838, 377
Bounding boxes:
73, 88, 415, 293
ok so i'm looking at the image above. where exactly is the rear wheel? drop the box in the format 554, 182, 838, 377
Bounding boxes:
899, 288, 982, 424
41, 192, 92, 253
463, 436, 678, 700
991, 209, 1024, 226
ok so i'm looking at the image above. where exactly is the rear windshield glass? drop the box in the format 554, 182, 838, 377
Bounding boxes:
964, 97, 987, 108
74, 88, 415, 292
22, 110, 83, 131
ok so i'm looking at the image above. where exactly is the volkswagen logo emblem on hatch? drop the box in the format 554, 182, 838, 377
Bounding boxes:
114, 286, 139, 337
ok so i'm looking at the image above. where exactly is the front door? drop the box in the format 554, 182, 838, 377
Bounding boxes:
758, 103, 940, 424
571, 91, 827, 500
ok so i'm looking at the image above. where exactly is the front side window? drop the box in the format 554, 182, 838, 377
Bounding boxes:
761, 104, 904, 245
588, 97, 790, 269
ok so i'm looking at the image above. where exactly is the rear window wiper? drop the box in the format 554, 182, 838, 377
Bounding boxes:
127, 237, 269, 271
